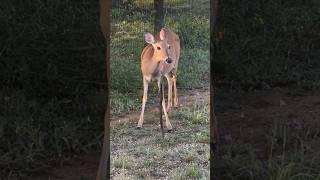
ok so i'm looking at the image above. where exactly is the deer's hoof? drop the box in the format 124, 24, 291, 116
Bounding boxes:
167, 129, 173, 133
136, 126, 142, 129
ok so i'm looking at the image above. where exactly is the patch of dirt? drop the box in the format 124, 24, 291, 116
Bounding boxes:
109, 89, 210, 179
29, 89, 210, 180
110, 89, 210, 127
216, 88, 320, 159
28, 88, 320, 179
27, 154, 99, 180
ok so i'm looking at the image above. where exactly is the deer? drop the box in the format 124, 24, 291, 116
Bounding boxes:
136, 27, 180, 131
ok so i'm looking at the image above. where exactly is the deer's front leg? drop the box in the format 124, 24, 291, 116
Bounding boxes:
158, 78, 172, 131
137, 77, 148, 128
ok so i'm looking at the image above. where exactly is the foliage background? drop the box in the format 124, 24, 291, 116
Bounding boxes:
214, 0, 320, 91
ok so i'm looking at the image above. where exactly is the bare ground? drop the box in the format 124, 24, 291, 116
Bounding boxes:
110, 90, 210, 179
216, 88, 320, 159
28, 88, 320, 179
29, 90, 210, 180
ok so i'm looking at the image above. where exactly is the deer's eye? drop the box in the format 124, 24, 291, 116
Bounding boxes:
157, 47, 161, 50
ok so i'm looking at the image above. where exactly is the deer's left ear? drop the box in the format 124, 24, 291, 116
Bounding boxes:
159, 28, 166, 41
144, 33, 155, 44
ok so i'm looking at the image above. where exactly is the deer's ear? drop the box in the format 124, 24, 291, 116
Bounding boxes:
144, 33, 155, 44
159, 28, 166, 40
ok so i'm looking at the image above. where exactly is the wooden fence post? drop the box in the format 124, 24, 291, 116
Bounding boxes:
96, 0, 110, 179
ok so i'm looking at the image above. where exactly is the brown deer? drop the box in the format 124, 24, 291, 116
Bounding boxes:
137, 27, 180, 130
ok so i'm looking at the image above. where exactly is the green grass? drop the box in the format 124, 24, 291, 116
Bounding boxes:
113, 158, 132, 169
0, 0, 104, 178
213, 117, 320, 180
185, 165, 202, 179
111, 109, 210, 179
215, 0, 320, 90
110, 0, 210, 115
110, 90, 210, 179
172, 165, 203, 179
3, 0, 319, 178
111, 91, 140, 115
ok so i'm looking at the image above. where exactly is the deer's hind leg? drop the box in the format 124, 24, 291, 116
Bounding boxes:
158, 77, 172, 130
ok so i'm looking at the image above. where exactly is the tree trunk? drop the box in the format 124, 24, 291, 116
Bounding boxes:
154, 0, 164, 33
112, 0, 123, 8
210, 0, 219, 166
96, 0, 111, 180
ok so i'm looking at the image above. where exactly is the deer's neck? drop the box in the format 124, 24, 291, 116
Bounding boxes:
141, 45, 162, 80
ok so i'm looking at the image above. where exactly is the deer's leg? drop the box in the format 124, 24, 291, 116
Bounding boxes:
165, 75, 173, 113
173, 75, 178, 110
163, 85, 172, 130
158, 78, 172, 131
137, 77, 148, 128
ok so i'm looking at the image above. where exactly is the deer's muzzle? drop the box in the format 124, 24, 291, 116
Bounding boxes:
166, 58, 172, 64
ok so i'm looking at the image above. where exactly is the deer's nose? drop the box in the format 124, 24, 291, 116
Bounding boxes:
166, 58, 172, 64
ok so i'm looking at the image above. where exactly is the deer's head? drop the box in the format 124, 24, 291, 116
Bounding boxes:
144, 28, 174, 64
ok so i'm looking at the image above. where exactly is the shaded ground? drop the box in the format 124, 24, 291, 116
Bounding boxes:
216, 89, 320, 159
28, 154, 100, 180
28, 88, 320, 179
110, 90, 210, 127
29, 90, 210, 180
110, 90, 210, 179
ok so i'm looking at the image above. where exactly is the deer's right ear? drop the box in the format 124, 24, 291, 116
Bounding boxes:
144, 33, 155, 44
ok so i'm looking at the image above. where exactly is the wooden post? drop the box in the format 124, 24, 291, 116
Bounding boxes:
112, 0, 123, 8
159, 78, 164, 137
210, 0, 219, 177
96, 0, 110, 179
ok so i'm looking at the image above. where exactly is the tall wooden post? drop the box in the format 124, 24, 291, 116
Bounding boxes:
96, 0, 110, 179
112, 0, 123, 8
210, 0, 219, 178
